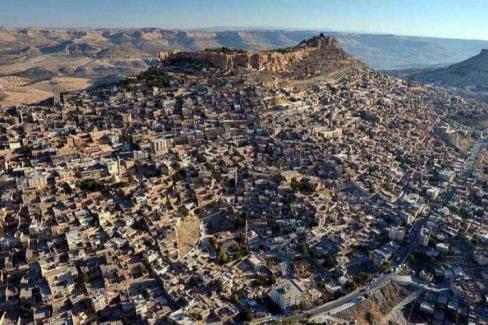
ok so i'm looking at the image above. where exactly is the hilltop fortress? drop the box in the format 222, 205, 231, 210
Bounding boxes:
159, 33, 352, 73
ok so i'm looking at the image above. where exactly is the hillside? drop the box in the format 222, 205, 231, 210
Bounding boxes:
160, 34, 359, 79
335, 282, 411, 325
2, 27, 488, 107
409, 49, 488, 91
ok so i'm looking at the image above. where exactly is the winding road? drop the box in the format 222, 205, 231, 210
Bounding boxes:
253, 136, 487, 324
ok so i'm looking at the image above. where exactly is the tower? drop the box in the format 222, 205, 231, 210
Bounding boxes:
53, 82, 62, 108
244, 218, 249, 247
234, 168, 238, 188
54, 90, 61, 107
329, 106, 335, 128
117, 156, 122, 177
420, 228, 431, 247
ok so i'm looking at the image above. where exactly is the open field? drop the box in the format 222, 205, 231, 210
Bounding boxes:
0, 75, 91, 107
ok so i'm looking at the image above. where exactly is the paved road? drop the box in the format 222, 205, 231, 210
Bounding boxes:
258, 273, 395, 324
254, 137, 488, 324
403, 137, 487, 258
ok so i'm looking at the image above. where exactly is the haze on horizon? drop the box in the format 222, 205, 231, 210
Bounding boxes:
2, 0, 488, 41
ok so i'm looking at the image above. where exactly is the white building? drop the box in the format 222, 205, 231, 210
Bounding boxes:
133, 150, 149, 161
420, 227, 431, 247
388, 226, 405, 242
269, 279, 302, 312
311, 126, 343, 139
152, 137, 171, 156
106, 159, 119, 176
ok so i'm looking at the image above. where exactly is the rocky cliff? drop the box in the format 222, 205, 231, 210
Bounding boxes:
159, 33, 352, 73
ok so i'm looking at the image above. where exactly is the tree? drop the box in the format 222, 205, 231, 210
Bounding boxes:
235, 212, 247, 228
61, 182, 73, 194
219, 251, 229, 264
231, 292, 241, 305
76, 272, 89, 285
365, 311, 374, 324
137, 70, 171, 88
178, 205, 189, 216
79, 179, 106, 193
344, 281, 356, 292
290, 177, 300, 193
379, 262, 390, 273
19, 305, 32, 319
209, 236, 218, 250
217, 279, 225, 292
298, 243, 310, 254
241, 308, 255, 322
357, 272, 371, 285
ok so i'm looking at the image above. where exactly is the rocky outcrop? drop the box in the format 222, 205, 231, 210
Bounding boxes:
159, 33, 351, 73
336, 281, 411, 325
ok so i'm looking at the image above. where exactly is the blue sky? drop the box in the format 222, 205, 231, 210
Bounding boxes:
1, 0, 488, 40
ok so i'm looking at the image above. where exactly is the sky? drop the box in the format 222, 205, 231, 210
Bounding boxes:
1, 0, 488, 40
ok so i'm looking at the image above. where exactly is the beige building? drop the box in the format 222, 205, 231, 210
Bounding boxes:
152, 137, 171, 156
312, 126, 343, 139
269, 279, 303, 311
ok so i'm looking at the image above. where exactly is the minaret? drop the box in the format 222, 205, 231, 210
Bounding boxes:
244, 218, 249, 247
54, 90, 61, 107
329, 107, 335, 128
234, 168, 238, 188
117, 156, 122, 176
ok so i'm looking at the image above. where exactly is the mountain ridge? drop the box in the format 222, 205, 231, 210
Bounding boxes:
3, 27, 488, 107
159, 34, 355, 75
409, 49, 488, 91
3, 27, 488, 70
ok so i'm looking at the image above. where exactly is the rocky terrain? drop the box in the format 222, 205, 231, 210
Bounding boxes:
160, 34, 355, 78
2, 27, 488, 107
409, 49, 488, 95
175, 212, 201, 259
335, 282, 412, 325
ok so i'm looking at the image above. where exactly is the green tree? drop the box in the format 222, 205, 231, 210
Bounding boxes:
298, 243, 310, 254
219, 251, 229, 264
241, 308, 255, 321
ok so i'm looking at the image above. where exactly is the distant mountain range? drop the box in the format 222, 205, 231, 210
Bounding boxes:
408, 49, 488, 91
2, 27, 488, 106
2, 27, 488, 73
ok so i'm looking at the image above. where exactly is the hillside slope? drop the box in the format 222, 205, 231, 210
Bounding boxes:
410, 49, 488, 91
